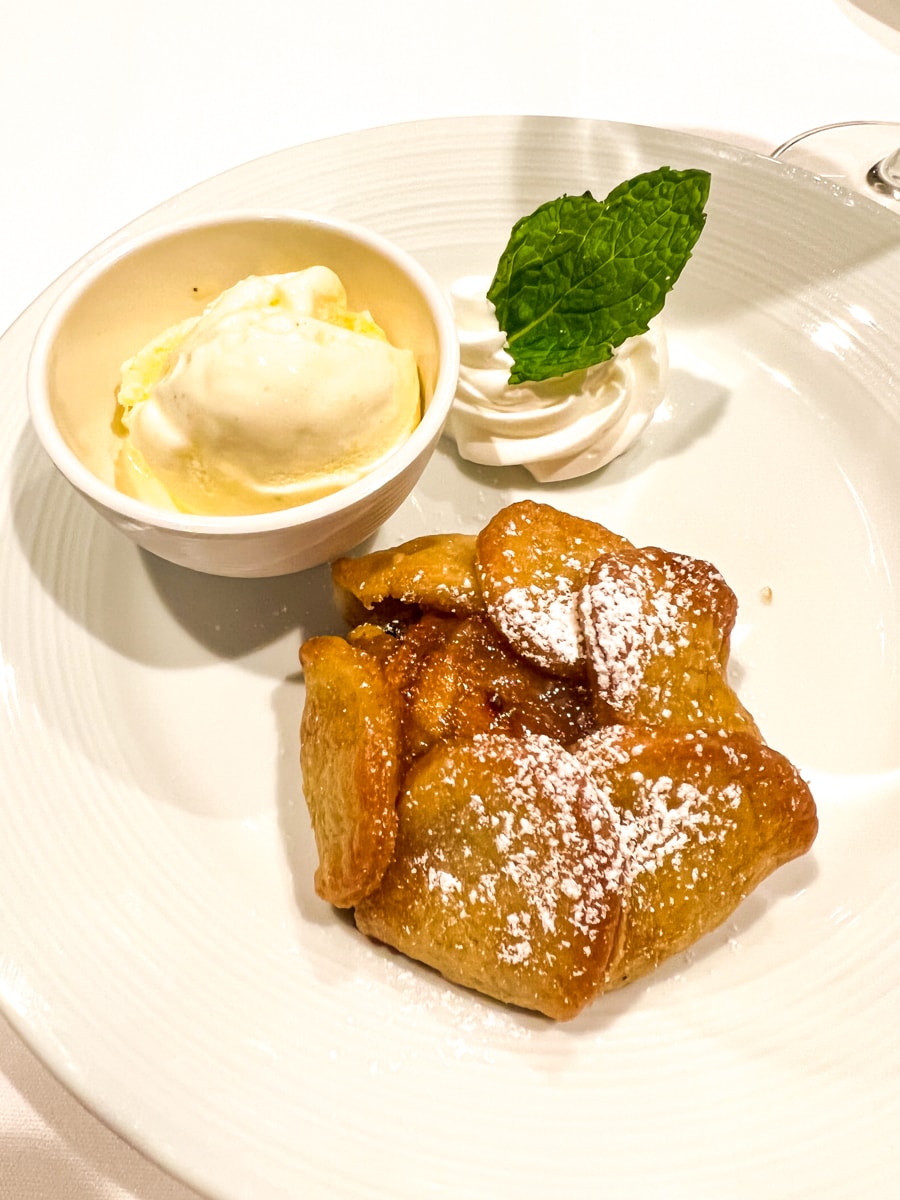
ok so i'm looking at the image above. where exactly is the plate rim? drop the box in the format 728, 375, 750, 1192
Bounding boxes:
2, 113, 899, 1200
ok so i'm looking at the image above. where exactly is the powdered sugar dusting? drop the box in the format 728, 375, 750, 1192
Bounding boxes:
428, 867, 463, 896
573, 727, 748, 890
425, 734, 623, 968
619, 775, 718, 883
579, 551, 683, 713
492, 580, 583, 669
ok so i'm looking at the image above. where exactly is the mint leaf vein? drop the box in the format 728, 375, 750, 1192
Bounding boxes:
486, 166, 711, 385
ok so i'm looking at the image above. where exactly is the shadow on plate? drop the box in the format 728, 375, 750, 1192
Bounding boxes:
140, 550, 337, 659
277, 841, 822, 1055
272, 669, 339, 929
11, 421, 342, 668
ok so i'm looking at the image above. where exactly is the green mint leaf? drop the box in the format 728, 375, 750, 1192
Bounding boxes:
486, 166, 710, 385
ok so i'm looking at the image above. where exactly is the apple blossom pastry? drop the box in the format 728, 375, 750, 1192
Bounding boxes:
298, 501, 817, 1018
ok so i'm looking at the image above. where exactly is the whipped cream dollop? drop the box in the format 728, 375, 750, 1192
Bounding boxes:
445, 275, 667, 483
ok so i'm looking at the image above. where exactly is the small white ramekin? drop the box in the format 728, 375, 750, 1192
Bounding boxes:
27, 210, 459, 577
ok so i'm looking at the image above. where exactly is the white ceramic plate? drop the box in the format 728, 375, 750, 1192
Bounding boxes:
1, 117, 899, 1200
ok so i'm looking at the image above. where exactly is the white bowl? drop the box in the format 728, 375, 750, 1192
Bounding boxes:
27, 210, 460, 577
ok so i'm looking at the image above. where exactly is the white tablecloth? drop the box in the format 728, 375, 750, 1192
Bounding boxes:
1, 0, 898, 1195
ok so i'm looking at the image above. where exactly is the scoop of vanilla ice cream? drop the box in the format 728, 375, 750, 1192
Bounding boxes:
445, 275, 667, 483
115, 266, 421, 516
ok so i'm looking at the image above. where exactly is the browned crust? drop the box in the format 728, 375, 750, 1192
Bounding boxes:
475, 499, 633, 678
299, 636, 402, 907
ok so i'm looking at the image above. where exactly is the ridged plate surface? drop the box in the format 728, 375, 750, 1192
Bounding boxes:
1, 116, 898, 1199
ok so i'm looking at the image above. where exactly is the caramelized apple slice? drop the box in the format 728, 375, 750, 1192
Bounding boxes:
349, 611, 466, 766
406, 614, 598, 755
299, 636, 402, 907
579, 545, 759, 735
476, 500, 632, 679
332, 533, 482, 625
355, 733, 626, 1020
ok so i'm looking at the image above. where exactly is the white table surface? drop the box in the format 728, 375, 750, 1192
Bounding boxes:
1, 0, 898, 1195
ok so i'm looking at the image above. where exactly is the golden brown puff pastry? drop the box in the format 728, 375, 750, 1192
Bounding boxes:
354, 733, 626, 1021
579, 545, 760, 736
408, 613, 598, 747
347, 609, 598, 767
348, 611, 467, 766
299, 501, 818, 1018
572, 724, 817, 988
299, 636, 402, 907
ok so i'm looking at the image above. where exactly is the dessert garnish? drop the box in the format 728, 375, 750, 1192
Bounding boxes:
489, 166, 710, 384
446, 167, 710, 480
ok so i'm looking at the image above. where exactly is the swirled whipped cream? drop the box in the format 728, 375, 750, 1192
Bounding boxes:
445, 275, 667, 483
